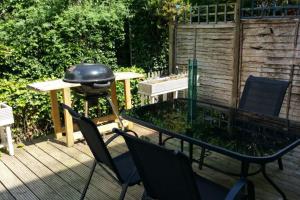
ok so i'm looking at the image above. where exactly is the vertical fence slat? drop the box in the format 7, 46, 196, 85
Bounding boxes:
190, 7, 192, 24
225, 3, 227, 23
232, 0, 241, 108
206, 5, 209, 23
286, 21, 300, 120
251, 0, 254, 17
215, 4, 218, 23
198, 6, 200, 24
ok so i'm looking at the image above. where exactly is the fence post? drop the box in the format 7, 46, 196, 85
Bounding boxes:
231, 0, 241, 108
169, 21, 175, 75
286, 20, 300, 120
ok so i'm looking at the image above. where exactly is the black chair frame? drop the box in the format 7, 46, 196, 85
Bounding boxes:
61, 103, 140, 200
114, 128, 255, 200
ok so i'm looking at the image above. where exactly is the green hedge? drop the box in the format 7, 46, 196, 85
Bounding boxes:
0, 1, 128, 79
0, 0, 188, 141
0, 78, 52, 141
0, 1, 141, 141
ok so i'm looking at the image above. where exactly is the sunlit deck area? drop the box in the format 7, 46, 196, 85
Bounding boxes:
0, 125, 299, 200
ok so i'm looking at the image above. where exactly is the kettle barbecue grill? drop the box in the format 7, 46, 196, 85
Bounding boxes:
63, 59, 124, 129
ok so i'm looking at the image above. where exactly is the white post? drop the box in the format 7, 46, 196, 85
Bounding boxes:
5, 126, 14, 156
163, 94, 168, 101
150, 96, 156, 104
0, 127, 5, 146
141, 94, 145, 106
173, 91, 178, 99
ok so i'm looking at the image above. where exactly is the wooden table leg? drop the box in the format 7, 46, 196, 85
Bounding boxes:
110, 81, 119, 118
123, 79, 133, 129
49, 90, 63, 139
124, 79, 132, 109
62, 88, 74, 147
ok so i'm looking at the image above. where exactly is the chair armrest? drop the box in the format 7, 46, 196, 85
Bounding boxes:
224, 179, 248, 200
60, 103, 81, 119
108, 128, 138, 145
124, 129, 139, 137
105, 133, 120, 146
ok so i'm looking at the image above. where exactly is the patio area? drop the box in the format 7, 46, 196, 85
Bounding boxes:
0, 124, 300, 200
1, 1, 300, 199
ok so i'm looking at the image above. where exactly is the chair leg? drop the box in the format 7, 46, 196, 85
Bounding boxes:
142, 191, 153, 200
80, 160, 97, 200
278, 158, 283, 170
247, 181, 255, 200
180, 140, 184, 152
199, 148, 206, 170
142, 191, 147, 200
119, 184, 128, 200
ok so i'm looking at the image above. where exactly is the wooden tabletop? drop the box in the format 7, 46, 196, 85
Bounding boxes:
27, 72, 144, 92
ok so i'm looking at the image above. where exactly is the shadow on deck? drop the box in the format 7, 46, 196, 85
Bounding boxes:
0, 125, 299, 200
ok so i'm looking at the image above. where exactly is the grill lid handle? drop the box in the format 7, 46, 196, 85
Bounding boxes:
82, 58, 97, 64
93, 82, 111, 88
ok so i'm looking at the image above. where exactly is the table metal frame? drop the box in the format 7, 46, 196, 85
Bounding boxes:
122, 100, 300, 200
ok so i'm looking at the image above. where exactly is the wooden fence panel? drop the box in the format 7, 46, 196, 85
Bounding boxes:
176, 24, 235, 106
239, 19, 300, 121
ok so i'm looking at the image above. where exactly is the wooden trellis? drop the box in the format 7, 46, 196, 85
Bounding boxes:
170, 1, 300, 122
182, 3, 236, 24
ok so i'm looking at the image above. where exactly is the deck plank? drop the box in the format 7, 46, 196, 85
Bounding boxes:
37, 140, 140, 200
1, 153, 63, 200
74, 137, 146, 196
0, 179, 15, 200
24, 142, 111, 200
14, 148, 81, 200
71, 141, 144, 199
0, 159, 39, 200
0, 124, 299, 200
48, 141, 121, 189
48, 140, 143, 200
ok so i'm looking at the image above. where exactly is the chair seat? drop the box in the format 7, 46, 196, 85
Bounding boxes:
113, 151, 140, 186
195, 175, 229, 200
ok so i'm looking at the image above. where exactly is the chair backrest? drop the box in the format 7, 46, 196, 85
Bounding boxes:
114, 129, 201, 200
239, 75, 289, 116
61, 104, 122, 181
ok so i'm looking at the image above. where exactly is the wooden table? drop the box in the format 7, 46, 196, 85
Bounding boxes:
28, 72, 144, 147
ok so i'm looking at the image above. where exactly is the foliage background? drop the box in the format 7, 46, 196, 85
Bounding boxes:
2, 0, 265, 141
0, 0, 188, 141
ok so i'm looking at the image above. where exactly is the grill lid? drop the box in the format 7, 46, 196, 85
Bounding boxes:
63, 59, 115, 83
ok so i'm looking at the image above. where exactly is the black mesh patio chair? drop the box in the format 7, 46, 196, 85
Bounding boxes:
239, 75, 289, 116
199, 75, 289, 170
61, 104, 140, 200
113, 128, 255, 200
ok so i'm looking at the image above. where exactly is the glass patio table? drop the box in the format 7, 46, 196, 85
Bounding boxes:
121, 98, 300, 200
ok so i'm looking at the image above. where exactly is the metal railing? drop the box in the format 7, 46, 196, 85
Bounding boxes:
241, 0, 300, 19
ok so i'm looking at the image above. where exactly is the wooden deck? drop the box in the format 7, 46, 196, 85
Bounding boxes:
0, 125, 300, 200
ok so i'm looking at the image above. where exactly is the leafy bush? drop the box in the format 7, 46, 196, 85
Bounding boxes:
129, 0, 169, 70
0, 0, 128, 79
0, 78, 52, 141
0, 0, 182, 141
0, 0, 134, 141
